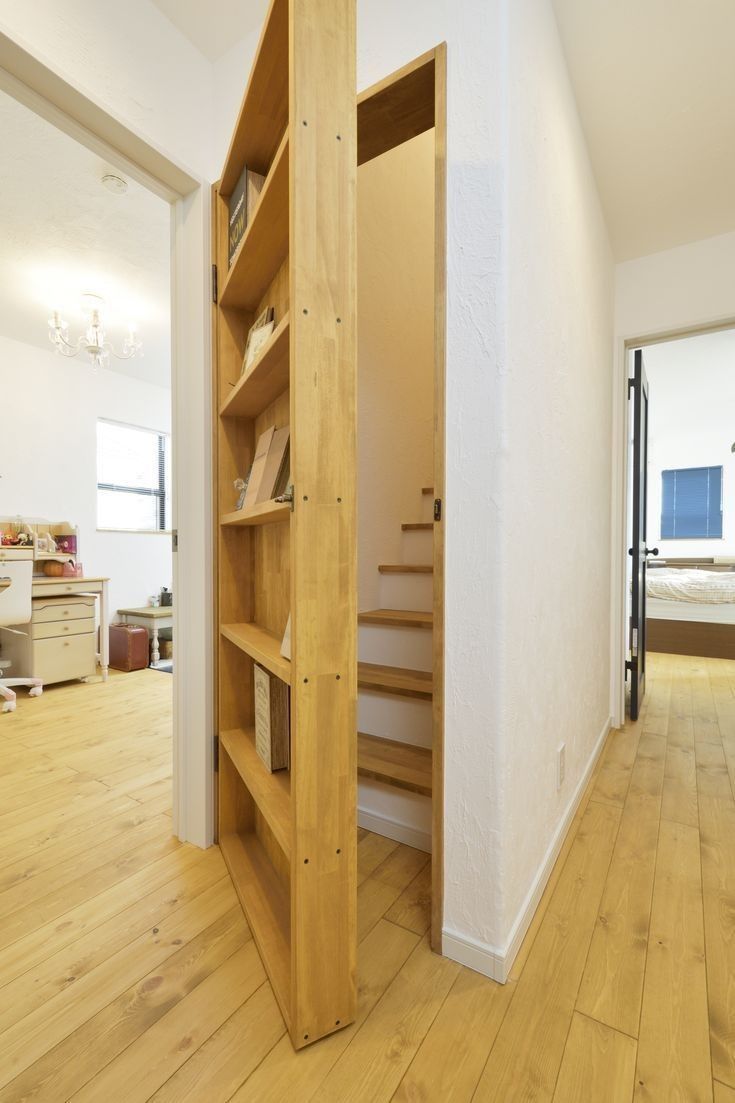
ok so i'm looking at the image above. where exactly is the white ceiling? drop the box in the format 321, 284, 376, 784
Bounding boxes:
552, 0, 735, 261
151, 0, 268, 61
0, 90, 171, 388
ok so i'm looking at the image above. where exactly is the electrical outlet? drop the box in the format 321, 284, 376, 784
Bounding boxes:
557, 743, 566, 790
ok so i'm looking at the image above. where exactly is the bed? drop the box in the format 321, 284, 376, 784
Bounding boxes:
646, 562, 735, 659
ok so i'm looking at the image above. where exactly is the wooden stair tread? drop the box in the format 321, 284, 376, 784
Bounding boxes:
378, 564, 432, 574
402, 522, 432, 531
421, 486, 434, 495
358, 609, 432, 629
358, 662, 432, 699
357, 733, 432, 796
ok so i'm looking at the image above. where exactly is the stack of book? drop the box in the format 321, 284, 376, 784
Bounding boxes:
240, 425, 290, 511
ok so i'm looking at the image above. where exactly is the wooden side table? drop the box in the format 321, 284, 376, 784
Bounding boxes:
117, 605, 174, 666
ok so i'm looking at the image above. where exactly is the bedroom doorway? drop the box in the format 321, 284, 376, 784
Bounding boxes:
622, 326, 735, 719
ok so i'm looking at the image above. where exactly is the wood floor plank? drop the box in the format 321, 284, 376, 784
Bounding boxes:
715, 1082, 735, 1102
0, 903, 248, 1101
634, 819, 712, 1103
552, 1012, 637, 1103
358, 845, 429, 942
384, 862, 432, 935
393, 968, 514, 1103
472, 801, 621, 1102
234, 919, 419, 1102
306, 935, 459, 1103
148, 983, 286, 1103
661, 742, 699, 827
576, 735, 665, 1037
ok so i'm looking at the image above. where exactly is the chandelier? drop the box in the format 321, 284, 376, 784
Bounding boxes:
48, 292, 142, 369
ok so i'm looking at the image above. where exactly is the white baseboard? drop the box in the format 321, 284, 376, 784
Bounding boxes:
358, 806, 431, 853
442, 714, 612, 983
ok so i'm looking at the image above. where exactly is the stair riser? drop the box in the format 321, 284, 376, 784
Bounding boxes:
421, 494, 435, 524
358, 690, 432, 747
379, 572, 433, 613
358, 777, 432, 853
401, 529, 433, 565
358, 623, 432, 672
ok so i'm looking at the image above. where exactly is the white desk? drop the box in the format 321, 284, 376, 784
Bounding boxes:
117, 605, 173, 666
32, 576, 110, 681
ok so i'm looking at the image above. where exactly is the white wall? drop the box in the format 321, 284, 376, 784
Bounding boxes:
0, 334, 172, 615
358, 130, 434, 610
645, 331, 735, 559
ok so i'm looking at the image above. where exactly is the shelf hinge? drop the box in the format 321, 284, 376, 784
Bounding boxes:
433, 497, 442, 522
213, 734, 219, 771
172, 529, 178, 552
627, 377, 635, 396
211, 264, 218, 304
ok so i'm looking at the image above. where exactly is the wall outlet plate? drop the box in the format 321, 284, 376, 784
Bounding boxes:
557, 743, 566, 790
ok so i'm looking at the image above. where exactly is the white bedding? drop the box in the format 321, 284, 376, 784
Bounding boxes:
647, 567, 735, 604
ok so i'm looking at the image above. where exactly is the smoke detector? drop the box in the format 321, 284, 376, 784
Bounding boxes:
101, 173, 128, 195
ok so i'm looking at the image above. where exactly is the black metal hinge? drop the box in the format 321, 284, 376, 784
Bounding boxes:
434, 498, 442, 522
627, 377, 635, 396
211, 264, 218, 304
213, 735, 219, 771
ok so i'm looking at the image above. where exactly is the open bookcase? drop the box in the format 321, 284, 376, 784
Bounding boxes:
212, 0, 356, 1049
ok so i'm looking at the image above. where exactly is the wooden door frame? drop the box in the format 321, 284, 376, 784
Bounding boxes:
0, 31, 215, 847
357, 44, 447, 950
611, 315, 735, 728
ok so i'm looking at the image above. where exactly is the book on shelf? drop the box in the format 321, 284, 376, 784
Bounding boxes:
257, 427, 290, 503
242, 306, 275, 376
242, 426, 275, 511
254, 664, 290, 772
228, 166, 266, 266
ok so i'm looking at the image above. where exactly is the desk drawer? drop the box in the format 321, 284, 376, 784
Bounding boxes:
32, 618, 95, 641
34, 634, 96, 684
33, 581, 97, 598
33, 598, 96, 624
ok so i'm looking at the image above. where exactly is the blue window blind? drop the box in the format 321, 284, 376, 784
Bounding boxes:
661, 466, 723, 539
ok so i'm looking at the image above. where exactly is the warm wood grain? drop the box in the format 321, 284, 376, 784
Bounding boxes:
357, 50, 435, 165
219, 313, 290, 420
634, 818, 712, 1102
221, 622, 291, 684
378, 563, 433, 573
358, 732, 432, 796
358, 661, 433, 700
358, 608, 432, 629
220, 728, 291, 858
553, 1013, 637, 1103
220, 0, 288, 187
402, 522, 433, 531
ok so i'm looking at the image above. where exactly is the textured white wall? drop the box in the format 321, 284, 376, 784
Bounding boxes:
0, 334, 172, 615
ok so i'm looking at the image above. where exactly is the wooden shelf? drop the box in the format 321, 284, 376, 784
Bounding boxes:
220, 130, 289, 312
358, 662, 433, 700
220, 0, 288, 189
422, 487, 434, 496
401, 522, 432, 532
220, 728, 291, 858
358, 733, 432, 797
220, 499, 290, 527
378, 564, 432, 574
219, 831, 291, 1023
220, 313, 290, 419
358, 608, 432, 629
221, 622, 291, 684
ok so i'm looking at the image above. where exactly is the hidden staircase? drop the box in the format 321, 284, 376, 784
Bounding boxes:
356, 487, 434, 829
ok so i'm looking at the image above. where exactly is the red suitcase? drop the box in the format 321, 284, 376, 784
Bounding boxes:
109, 623, 150, 671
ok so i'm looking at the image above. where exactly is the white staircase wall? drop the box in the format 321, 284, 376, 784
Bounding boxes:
358, 622, 432, 671
400, 528, 433, 565
358, 777, 432, 853
379, 571, 433, 612
358, 689, 432, 749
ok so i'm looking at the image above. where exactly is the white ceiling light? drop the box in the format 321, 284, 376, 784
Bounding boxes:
48, 292, 142, 370
101, 173, 128, 194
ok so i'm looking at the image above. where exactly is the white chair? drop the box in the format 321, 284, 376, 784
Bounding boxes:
0, 561, 43, 713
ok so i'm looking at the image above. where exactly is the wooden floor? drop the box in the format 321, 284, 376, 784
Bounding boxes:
1, 654, 735, 1100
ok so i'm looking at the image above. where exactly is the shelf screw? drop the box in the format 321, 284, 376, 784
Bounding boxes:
335, 1019, 341, 1025
303, 677, 309, 684
336, 134, 341, 141
303, 120, 308, 126
337, 497, 342, 503
304, 858, 309, 864
336, 674, 341, 680
303, 494, 308, 502
336, 848, 341, 854
303, 308, 309, 315
336, 317, 341, 324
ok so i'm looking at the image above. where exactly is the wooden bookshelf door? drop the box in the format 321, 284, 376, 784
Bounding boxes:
212, 0, 357, 1049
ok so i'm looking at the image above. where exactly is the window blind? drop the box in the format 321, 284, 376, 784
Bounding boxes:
661, 465, 723, 539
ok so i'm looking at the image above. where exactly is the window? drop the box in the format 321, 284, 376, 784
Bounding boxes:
97, 420, 171, 532
661, 465, 723, 539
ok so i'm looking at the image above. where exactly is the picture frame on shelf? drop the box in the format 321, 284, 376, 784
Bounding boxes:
241, 306, 275, 376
